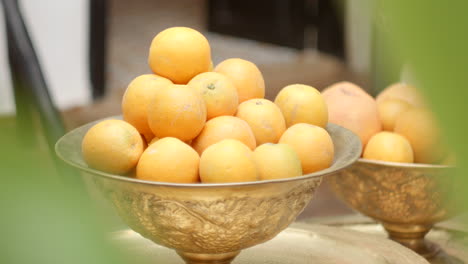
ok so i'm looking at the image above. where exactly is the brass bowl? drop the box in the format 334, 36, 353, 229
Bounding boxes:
329, 158, 460, 259
55, 119, 361, 264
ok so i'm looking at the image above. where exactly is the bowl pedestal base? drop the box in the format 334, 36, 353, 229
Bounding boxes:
177, 251, 240, 264
383, 222, 440, 258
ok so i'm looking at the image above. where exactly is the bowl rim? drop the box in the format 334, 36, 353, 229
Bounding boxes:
55, 119, 362, 188
357, 157, 454, 169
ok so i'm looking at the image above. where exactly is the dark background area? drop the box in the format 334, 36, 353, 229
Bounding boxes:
207, 0, 344, 57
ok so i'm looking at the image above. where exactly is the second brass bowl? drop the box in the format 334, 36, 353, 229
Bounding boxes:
329, 158, 460, 258
55, 119, 361, 264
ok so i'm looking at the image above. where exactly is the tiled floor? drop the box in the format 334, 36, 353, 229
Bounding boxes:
63, 0, 360, 218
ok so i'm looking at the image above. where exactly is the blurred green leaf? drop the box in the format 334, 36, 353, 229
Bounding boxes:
371, 0, 468, 229
0, 116, 137, 264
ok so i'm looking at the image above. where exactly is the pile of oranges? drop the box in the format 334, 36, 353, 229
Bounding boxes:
82, 27, 334, 183
321, 81, 452, 165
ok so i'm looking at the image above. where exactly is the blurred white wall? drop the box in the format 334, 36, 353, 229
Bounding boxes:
0, 0, 91, 114
0, 4, 13, 114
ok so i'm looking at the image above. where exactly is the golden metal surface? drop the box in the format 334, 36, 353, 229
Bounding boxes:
110, 224, 430, 264
329, 159, 461, 259
55, 118, 361, 264
177, 251, 240, 264
91, 174, 322, 255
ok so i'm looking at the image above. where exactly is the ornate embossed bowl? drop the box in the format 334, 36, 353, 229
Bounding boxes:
55, 119, 361, 264
329, 158, 460, 259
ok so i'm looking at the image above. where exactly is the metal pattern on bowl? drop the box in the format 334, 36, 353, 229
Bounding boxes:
329, 158, 459, 258
55, 118, 362, 263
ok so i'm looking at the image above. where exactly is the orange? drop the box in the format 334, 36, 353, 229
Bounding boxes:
148, 84, 207, 141
279, 123, 334, 174
136, 137, 199, 183
121, 74, 173, 140
254, 143, 302, 180
148, 137, 159, 145
142, 133, 156, 144
363, 132, 414, 163
82, 119, 145, 174
376, 82, 426, 107
322, 81, 382, 148
209, 61, 214, 71
192, 116, 256, 155
214, 58, 265, 103
377, 98, 412, 131
394, 108, 447, 164
141, 135, 149, 149
199, 139, 257, 183
148, 137, 192, 146
148, 27, 211, 84
235, 99, 286, 145
187, 72, 238, 119
274, 84, 328, 128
